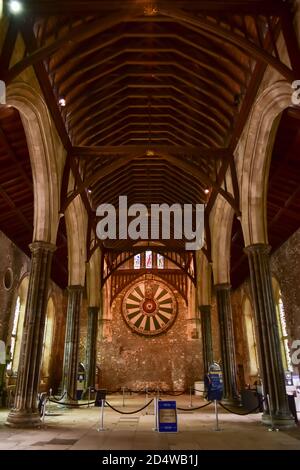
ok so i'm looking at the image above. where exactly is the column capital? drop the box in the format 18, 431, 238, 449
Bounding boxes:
199, 305, 211, 315
214, 282, 231, 291
244, 243, 271, 255
67, 285, 84, 293
29, 241, 56, 253
88, 306, 99, 314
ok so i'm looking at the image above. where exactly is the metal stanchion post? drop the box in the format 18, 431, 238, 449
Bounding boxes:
122, 387, 125, 407
41, 397, 47, 424
267, 394, 279, 432
88, 386, 91, 408
189, 386, 193, 408
48, 388, 53, 414
145, 387, 148, 415
153, 396, 158, 432
214, 400, 221, 431
97, 399, 106, 432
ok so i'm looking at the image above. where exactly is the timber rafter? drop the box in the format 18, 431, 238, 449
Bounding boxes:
1, 0, 299, 271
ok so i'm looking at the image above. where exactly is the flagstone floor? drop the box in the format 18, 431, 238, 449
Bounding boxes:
0, 394, 299, 450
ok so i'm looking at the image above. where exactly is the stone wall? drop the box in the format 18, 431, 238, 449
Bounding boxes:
0, 231, 30, 344
0, 230, 66, 393
215, 228, 300, 387
96, 275, 202, 391
270, 228, 300, 349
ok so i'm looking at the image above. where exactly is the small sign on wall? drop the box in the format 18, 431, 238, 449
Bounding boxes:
158, 400, 177, 432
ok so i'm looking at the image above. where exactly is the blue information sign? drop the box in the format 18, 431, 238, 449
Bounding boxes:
158, 400, 177, 433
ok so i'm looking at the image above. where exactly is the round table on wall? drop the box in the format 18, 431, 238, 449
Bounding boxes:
122, 279, 177, 336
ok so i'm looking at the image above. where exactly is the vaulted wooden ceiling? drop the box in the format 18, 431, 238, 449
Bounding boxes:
1, 0, 299, 272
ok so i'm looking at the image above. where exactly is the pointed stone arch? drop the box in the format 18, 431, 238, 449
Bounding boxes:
6, 81, 65, 244
210, 195, 235, 285
65, 195, 88, 286
239, 80, 293, 246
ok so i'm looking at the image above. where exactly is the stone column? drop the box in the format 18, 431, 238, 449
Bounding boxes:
199, 305, 213, 375
6, 241, 56, 427
215, 283, 240, 405
61, 286, 83, 403
85, 306, 99, 389
245, 244, 294, 427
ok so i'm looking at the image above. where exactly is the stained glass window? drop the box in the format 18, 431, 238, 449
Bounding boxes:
277, 297, 292, 371
157, 253, 164, 269
7, 296, 21, 371
145, 250, 152, 268
273, 277, 292, 372
134, 253, 141, 269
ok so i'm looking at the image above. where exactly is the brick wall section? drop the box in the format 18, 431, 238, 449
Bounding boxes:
96, 278, 202, 392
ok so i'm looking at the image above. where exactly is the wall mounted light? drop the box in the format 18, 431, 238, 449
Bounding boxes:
8, 1, 22, 14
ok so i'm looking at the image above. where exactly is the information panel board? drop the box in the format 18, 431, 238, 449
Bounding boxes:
158, 400, 177, 433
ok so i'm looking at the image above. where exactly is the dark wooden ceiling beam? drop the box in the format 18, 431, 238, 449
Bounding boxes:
0, 18, 19, 74
84, 121, 219, 149
69, 84, 230, 130
71, 145, 228, 160
100, 129, 191, 149
50, 31, 248, 79
61, 60, 234, 104
19, 21, 71, 150
159, 7, 295, 81
206, 17, 281, 217
77, 111, 227, 145
0, 126, 33, 189
92, 175, 203, 207
0, 183, 32, 232
91, 162, 207, 199
75, 98, 227, 141
63, 150, 214, 212
4, 9, 143, 83
56, 46, 242, 93
12, 1, 283, 15
66, 72, 233, 117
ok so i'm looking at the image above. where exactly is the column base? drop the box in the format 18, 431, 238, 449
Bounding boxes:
221, 396, 242, 407
6, 409, 41, 428
261, 412, 296, 428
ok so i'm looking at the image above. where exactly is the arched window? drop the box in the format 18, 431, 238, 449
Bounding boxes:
134, 253, 141, 269
134, 251, 164, 269
145, 250, 152, 268
243, 296, 258, 378
7, 297, 20, 371
157, 253, 164, 269
7, 276, 29, 373
41, 297, 55, 381
272, 278, 292, 371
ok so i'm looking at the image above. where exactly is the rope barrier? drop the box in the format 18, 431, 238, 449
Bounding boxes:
50, 391, 67, 401
48, 398, 96, 407
218, 401, 261, 415
105, 399, 154, 414
177, 401, 212, 411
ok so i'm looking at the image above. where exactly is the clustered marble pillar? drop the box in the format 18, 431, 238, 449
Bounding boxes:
6, 241, 56, 427
245, 244, 294, 427
215, 283, 240, 405
85, 306, 99, 389
61, 285, 83, 403
199, 305, 213, 375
